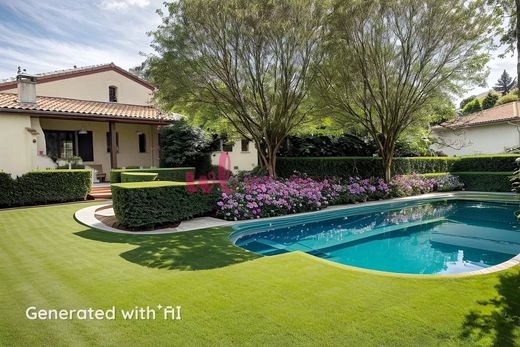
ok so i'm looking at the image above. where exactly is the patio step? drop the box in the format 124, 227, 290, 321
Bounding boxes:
87, 185, 112, 200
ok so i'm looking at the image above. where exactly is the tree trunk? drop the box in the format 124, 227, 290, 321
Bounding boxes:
383, 156, 392, 182
515, 0, 520, 91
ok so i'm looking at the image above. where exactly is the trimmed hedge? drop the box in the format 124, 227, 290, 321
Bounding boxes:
0, 170, 92, 208
121, 172, 158, 183
421, 171, 513, 192
452, 172, 513, 192
277, 155, 519, 178
110, 167, 195, 183
450, 155, 519, 172
112, 181, 221, 228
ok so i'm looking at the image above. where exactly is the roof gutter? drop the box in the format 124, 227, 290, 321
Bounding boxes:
0, 107, 173, 125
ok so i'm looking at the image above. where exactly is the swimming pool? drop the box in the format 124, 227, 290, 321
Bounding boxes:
231, 196, 520, 274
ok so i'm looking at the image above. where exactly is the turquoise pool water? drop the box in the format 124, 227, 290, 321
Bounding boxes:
232, 199, 520, 274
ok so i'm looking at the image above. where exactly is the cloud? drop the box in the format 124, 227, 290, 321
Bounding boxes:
98, 0, 150, 10
0, 0, 163, 79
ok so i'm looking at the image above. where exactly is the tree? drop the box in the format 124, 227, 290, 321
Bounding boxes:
462, 98, 482, 115
482, 91, 500, 109
147, 0, 327, 177
459, 95, 476, 109
159, 119, 211, 175
316, 0, 494, 181
490, 0, 520, 91
494, 70, 517, 95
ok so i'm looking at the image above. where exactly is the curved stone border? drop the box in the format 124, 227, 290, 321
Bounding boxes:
74, 203, 234, 235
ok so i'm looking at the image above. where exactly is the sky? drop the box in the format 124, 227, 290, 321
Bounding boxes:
0, 0, 164, 79
0, 0, 516, 103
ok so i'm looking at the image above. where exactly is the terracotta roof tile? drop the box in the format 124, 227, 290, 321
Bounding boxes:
0, 93, 178, 123
440, 102, 520, 128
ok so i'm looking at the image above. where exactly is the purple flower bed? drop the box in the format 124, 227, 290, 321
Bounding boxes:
389, 173, 436, 197
216, 173, 458, 221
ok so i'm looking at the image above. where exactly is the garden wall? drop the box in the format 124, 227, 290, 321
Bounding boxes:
0, 170, 92, 208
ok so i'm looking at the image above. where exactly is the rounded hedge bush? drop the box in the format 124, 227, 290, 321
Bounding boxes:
121, 172, 158, 183
496, 93, 518, 106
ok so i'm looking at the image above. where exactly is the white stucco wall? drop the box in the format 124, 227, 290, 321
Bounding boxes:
431, 122, 520, 156
0, 114, 36, 177
3, 70, 153, 105
39, 118, 160, 175
211, 141, 258, 173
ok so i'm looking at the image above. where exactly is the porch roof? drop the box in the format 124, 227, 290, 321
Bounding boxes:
0, 93, 179, 124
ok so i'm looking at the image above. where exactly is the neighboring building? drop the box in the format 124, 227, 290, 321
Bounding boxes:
0, 63, 176, 179
210, 138, 258, 173
431, 101, 520, 156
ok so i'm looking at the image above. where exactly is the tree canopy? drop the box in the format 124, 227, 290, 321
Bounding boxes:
494, 70, 517, 95
315, 0, 494, 180
147, 0, 328, 177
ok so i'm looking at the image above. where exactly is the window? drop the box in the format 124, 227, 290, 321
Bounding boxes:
106, 132, 119, 153
44, 130, 76, 161
241, 139, 249, 152
222, 141, 234, 152
77, 131, 94, 161
138, 133, 146, 153
109, 86, 118, 102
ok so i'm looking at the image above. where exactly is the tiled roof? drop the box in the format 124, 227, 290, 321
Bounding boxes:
439, 102, 520, 128
0, 63, 154, 91
0, 93, 177, 123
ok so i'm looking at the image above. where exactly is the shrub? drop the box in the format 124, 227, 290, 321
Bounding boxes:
433, 174, 464, 192
217, 176, 391, 221
482, 92, 500, 110
451, 155, 518, 172
0, 170, 92, 208
389, 173, 436, 197
277, 155, 518, 178
276, 156, 456, 178
159, 119, 211, 174
452, 172, 512, 192
496, 92, 518, 106
462, 98, 481, 115
121, 172, 158, 183
112, 181, 221, 228
110, 167, 194, 183
459, 95, 476, 109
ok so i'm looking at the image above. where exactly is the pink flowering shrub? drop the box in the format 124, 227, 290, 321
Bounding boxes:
217, 176, 339, 220
217, 175, 389, 220
217, 173, 446, 221
389, 173, 436, 197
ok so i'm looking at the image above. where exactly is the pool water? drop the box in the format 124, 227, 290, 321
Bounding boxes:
232, 199, 520, 274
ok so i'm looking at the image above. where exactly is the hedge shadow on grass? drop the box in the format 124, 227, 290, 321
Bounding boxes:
460, 269, 520, 346
74, 227, 259, 271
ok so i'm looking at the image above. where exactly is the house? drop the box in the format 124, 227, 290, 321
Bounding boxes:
0, 63, 176, 179
431, 101, 520, 156
210, 138, 258, 173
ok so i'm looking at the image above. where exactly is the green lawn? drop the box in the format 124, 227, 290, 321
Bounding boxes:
0, 203, 519, 346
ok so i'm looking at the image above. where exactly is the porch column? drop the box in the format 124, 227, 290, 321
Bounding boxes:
109, 121, 117, 169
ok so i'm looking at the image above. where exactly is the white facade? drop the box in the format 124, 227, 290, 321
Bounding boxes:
1, 70, 152, 105
0, 65, 161, 178
211, 140, 258, 173
432, 122, 520, 156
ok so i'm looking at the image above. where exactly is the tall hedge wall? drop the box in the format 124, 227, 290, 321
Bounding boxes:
277, 155, 519, 178
112, 181, 221, 228
0, 170, 92, 208
110, 167, 195, 183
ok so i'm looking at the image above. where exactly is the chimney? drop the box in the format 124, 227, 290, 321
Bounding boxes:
17, 74, 37, 104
